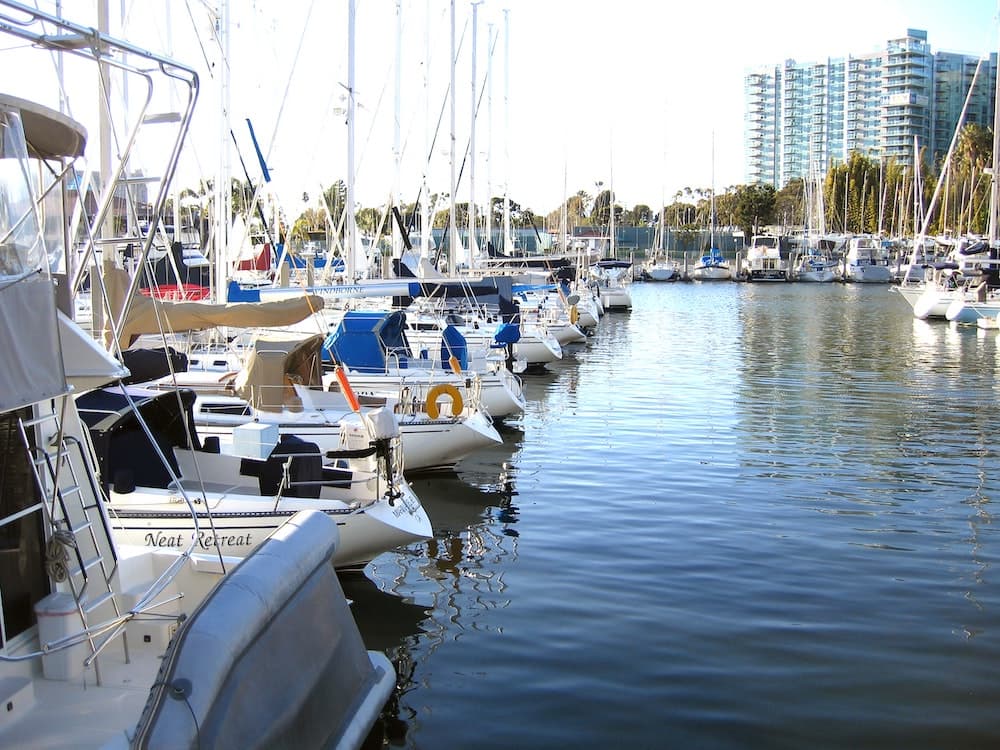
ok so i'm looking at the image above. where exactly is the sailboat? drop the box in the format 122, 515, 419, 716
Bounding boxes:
644, 202, 680, 281
589, 173, 633, 310
893, 57, 997, 319
792, 169, 839, 282
690, 136, 733, 281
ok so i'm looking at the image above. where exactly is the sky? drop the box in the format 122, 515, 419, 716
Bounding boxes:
5, 0, 1000, 223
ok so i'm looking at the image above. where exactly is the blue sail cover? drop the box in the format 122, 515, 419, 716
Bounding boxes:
440, 325, 468, 371
322, 310, 411, 372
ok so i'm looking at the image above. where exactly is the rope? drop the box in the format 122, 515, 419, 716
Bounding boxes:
45, 529, 77, 583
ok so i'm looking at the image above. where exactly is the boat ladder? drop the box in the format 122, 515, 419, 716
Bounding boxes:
17, 399, 127, 681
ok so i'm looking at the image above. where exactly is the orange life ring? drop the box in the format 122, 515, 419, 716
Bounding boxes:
425, 383, 463, 419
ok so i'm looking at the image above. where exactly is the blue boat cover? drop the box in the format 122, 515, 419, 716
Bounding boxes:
440, 325, 468, 371
323, 310, 410, 372
493, 321, 520, 346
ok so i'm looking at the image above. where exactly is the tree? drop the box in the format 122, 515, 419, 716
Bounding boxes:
630, 204, 653, 226
591, 189, 613, 228
773, 178, 805, 228
733, 183, 776, 239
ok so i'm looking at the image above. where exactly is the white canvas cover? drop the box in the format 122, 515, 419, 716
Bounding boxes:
0, 101, 74, 411
58, 310, 130, 393
0, 274, 67, 411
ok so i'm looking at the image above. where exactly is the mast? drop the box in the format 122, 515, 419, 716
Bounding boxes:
468, 1, 482, 268
990, 42, 1000, 246
710, 131, 716, 249
215, 0, 231, 300
345, 0, 358, 280
392, 0, 403, 260
448, 0, 459, 273
485, 21, 495, 261
502, 8, 512, 256
609, 152, 616, 259
420, 0, 432, 261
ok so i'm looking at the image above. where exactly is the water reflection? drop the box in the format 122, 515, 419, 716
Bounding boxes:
359, 437, 521, 747
354, 283, 1000, 749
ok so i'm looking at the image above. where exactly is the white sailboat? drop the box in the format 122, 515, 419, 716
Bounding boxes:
645, 206, 680, 281
792, 173, 840, 282
589, 169, 633, 310
893, 58, 991, 319
164, 331, 504, 473
690, 136, 733, 282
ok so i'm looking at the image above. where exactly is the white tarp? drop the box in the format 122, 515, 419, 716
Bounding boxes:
0, 274, 67, 411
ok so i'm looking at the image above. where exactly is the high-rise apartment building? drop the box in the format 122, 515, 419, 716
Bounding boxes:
745, 29, 997, 188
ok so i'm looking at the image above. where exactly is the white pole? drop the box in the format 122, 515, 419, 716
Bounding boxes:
502, 8, 512, 256
421, 0, 432, 261
392, 0, 403, 261
448, 0, 460, 273
215, 0, 231, 299
486, 22, 495, 261
346, 0, 358, 280
468, 1, 482, 268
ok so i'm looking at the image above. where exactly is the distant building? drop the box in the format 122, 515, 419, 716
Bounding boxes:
745, 29, 997, 187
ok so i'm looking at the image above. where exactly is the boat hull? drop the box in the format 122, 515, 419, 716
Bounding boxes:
844, 264, 893, 283
690, 265, 732, 281
108, 482, 431, 570
647, 267, 678, 281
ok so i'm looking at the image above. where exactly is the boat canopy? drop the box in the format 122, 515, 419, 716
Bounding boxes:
323, 310, 469, 373
76, 386, 201, 489
234, 333, 325, 411
105, 264, 324, 346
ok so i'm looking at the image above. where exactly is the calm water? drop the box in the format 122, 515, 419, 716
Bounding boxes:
344, 281, 1000, 750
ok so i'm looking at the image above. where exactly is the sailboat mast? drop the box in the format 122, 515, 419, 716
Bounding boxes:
448, 0, 459, 273
346, 0, 358, 280
392, 0, 403, 260
485, 21, 495, 260
502, 8, 512, 256
609, 152, 616, 259
468, 1, 481, 267
420, 0, 432, 261
990, 36, 1000, 246
710, 131, 716, 248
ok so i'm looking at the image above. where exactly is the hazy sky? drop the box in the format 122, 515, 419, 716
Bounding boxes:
8, 0, 1000, 220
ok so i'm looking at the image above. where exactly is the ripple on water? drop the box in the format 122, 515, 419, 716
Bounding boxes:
365, 282, 1000, 750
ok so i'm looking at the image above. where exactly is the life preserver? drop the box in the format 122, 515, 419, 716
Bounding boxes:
425, 383, 464, 419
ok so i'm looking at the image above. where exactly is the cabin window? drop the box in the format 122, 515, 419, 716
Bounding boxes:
0, 410, 50, 646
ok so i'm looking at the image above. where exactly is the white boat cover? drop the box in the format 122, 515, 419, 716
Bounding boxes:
130, 509, 395, 749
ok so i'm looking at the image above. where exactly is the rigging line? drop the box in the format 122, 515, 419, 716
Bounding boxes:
403, 19, 469, 235
453, 29, 499, 215
260, 0, 318, 162
910, 56, 984, 267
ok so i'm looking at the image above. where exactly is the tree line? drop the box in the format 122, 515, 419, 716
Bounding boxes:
168, 123, 995, 250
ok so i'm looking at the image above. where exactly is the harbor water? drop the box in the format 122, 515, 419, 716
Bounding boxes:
345, 281, 1000, 749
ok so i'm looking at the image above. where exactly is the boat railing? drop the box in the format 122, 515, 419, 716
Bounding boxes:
0, 3, 201, 344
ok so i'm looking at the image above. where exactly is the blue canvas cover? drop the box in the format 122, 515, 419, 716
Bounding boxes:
323, 310, 410, 372
439, 325, 468, 371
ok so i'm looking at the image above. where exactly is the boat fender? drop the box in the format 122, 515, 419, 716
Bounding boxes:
334, 365, 361, 412
569, 306, 579, 325
425, 383, 463, 419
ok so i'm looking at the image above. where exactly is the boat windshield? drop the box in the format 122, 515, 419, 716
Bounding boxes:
0, 108, 46, 277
